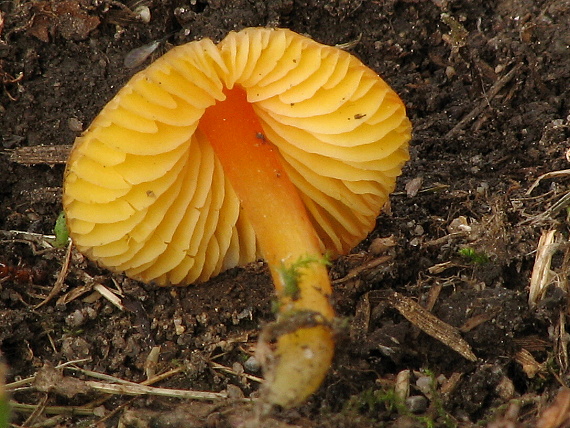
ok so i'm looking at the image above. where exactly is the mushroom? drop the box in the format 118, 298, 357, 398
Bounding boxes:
63, 27, 411, 407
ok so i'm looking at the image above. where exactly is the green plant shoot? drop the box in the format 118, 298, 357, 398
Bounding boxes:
53, 211, 69, 248
0, 391, 9, 428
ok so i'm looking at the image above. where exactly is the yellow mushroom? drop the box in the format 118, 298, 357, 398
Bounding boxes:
63, 27, 411, 407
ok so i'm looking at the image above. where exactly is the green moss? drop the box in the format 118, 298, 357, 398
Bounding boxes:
277, 253, 331, 300
340, 370, 457, 428
458, 247, 490, 264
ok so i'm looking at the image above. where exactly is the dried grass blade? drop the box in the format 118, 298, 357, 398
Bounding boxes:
83, 380, 228, 400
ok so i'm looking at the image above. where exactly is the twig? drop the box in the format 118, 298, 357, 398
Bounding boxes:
210, 362, 264, 384
65, 367, 143, 386
83, 380, 228, 400
77, 365, 186, 410
5, 359, 91, 391
35, 241, 73, 309
10, 401, 98, 416
446, 63, 522, 138
332, 255, 392, 285
0, 230, 56, 253
22, 394, 48, 427
525, 192, 570, 225
527, 169, 570, 195
335, 33, 362, 50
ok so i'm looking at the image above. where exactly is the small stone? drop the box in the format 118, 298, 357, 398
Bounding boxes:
134, 5, 151, 23
65, 309, 85, 327
413, 224, 424, 236
173, 317, 185, 335
405, 395, 428, 413
496, 376, 515, 400
226, 384, 244, 399
232, 362, 244, 375
405, 177, 423, 197
243, 356, 261, 373
68, 117, 83, 132
415, 375, 433, 395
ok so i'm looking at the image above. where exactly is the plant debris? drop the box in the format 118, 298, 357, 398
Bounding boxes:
1, 0, 570, 426
27, 1, 100, 42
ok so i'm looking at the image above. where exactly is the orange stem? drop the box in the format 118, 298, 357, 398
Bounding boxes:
199, 86, 333, 316
198, 86, 335, 407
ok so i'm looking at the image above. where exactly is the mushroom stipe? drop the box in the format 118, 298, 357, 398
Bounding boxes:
63, 27, 412, 408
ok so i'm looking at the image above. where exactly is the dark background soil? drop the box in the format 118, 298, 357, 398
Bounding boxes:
1, 0, 570, 427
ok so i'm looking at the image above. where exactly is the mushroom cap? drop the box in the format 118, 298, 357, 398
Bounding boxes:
63, 27, 411, 286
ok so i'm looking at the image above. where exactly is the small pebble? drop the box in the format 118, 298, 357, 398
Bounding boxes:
67, 117, 83, 132
232, 362, 244, 375
226, 384, 245, 399
243, 356, 261, 373
413, 224, 424, 236
92, 406, 106, 417
405, 177, 423, 197
65, 309, 86, 327
134, 5, 151, 23
173, 317, 185, 335
415, 375, 433, 395
368, 236, 396, 255
476, 181, 489, 194
405, 395, 428, 413
496, 376, 515, 400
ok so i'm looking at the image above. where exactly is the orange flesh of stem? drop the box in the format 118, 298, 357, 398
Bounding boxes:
199, 86, 335, 407
199, 86, 333, 317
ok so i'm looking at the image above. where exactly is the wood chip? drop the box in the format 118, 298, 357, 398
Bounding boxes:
515, 348, 545, 378
7, 145, 71, 165
350, 293, 372, 341
427, 261, 455, 274
145, 346, 161, 380
529, 230, 558, 308
439, 372, 462, 397
385, 291, 477, 361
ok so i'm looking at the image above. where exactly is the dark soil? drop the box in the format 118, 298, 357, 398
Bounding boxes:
1, 0, 570, 427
